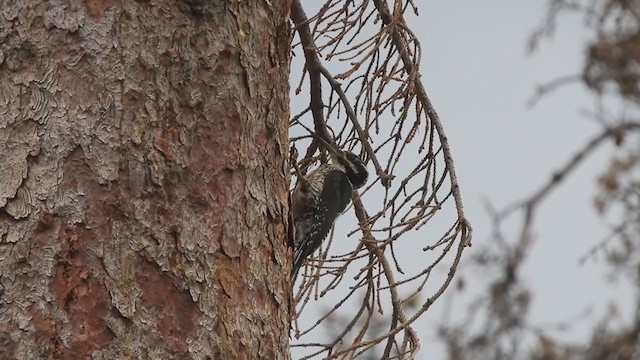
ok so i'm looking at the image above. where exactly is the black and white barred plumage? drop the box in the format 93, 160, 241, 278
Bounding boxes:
290, 151, 368, 281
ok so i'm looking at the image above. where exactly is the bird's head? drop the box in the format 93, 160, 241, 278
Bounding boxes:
331, 150, 369, 189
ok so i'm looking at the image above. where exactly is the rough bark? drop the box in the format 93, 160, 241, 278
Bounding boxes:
0, 0, 291, 358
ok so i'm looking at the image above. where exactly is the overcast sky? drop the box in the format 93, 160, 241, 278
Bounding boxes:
291, 2, 635, 359
415, 0, 634, 356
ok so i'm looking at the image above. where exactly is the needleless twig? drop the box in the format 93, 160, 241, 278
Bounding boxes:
289, 0, 473, 358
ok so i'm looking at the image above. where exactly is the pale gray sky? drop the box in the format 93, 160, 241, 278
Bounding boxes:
416, 0, 634, 355
291, 2, 635, 359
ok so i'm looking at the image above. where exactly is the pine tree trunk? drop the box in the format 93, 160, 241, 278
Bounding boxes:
0, 0, 291, 358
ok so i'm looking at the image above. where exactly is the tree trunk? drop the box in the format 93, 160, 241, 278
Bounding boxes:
0, 0, 291, 358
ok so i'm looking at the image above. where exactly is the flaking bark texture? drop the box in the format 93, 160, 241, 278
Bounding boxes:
0, 0, 292, 358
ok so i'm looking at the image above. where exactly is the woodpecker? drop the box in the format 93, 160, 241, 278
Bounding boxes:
290, 149, 369, 282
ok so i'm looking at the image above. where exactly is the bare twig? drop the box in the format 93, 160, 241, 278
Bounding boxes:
288, 0, 473, 358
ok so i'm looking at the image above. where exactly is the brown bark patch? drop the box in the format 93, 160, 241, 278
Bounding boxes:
49, 228, 113, 359
83, 0, 118, 19
153, 115, 183, 160
136, 260, 200, 354
30, 305, 64, 358
0, 330, 17, 359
